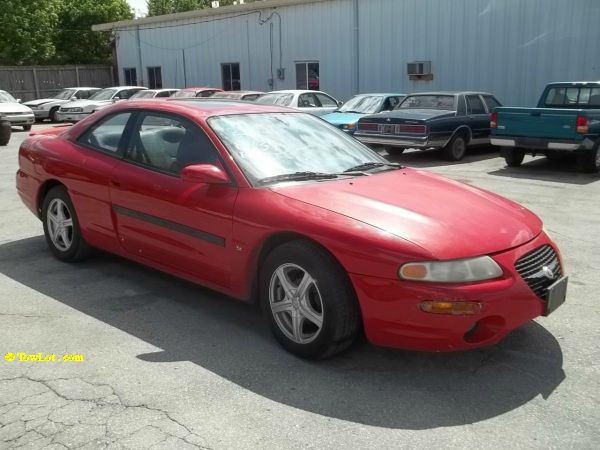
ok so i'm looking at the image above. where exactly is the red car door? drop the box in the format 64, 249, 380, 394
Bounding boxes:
109, 111, 238, 290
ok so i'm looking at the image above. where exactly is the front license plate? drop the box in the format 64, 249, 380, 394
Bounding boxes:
544, 276, 568, 316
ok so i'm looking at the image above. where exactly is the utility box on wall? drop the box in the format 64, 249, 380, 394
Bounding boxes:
408, 61, 433, 81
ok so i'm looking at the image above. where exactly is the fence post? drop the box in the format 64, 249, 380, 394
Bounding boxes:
32, 68, 41, 99
75, 66, 81, 86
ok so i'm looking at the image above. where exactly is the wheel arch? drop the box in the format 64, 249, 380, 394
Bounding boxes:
37, 179, 66, 218
448, 125, 472, 145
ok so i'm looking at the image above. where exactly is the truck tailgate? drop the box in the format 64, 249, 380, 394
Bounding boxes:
495, 107, 580, 140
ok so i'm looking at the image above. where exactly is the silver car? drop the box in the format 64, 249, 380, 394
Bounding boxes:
23, 88, 101, 122
256, 90, 341, 116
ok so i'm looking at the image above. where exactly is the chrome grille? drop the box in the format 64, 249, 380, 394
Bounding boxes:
515, 245, 562, 300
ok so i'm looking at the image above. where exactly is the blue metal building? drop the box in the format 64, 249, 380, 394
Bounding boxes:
93, 0, 600, 106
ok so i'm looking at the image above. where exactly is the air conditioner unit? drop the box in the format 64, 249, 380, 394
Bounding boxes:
407, 61, 432, 76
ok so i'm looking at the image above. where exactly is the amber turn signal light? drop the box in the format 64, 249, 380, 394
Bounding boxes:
420, 301, 483, 315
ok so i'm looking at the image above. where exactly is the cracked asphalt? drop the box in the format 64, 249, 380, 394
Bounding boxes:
1, 125, 599, 449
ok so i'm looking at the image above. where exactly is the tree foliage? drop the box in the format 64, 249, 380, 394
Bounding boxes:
147, 0, 258, 17
0, 0, 133, 65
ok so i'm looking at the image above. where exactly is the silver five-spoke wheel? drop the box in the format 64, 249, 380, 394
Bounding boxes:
46, 198, 74, 251
269, 263, 324, 344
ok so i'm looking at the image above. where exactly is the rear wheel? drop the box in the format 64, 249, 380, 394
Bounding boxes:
577, 147, 600, 173
442, 134, 467, 161
49, 107, 59, 123
260, 240, 361, 359
0, 120, 10, 145
42, 186, 92, 262
504, 148, 525, 167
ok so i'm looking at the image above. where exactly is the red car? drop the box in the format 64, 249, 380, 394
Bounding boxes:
15, 100, 568, 359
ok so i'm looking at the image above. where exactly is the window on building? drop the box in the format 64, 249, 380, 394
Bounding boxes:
221, 63, 241, 91
123, 68, 137, 86
147, 67, 162, 89
296, 62, 320, 90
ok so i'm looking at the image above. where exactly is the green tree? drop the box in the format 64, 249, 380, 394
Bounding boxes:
0, 0, 62, 65
147, 0, 258, 17
55, 0, 134, 64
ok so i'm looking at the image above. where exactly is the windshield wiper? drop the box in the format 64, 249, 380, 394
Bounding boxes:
344, 162, 403, 173
257, 171, 339, 185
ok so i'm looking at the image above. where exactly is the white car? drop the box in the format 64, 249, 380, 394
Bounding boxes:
129, 89, 179, 99
0, 90, 35, 130
23, 88, 101, 122
256, 90, 341, 116
56, 86, 147, 122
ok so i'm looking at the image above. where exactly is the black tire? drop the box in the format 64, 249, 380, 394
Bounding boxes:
0, 121, 10, 146
23, 124, 32, 131
545, 151, 564, 161
385, 146, 405, 156
260, 240, 361, 359
49, 107, 59, 123
577, 147, 600, 173
42, 186, 92, 262
504, 148, 525, 167
442, 133, 467, 161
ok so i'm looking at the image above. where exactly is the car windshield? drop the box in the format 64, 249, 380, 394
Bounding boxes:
338, 95, 384, 114
0, 91, 17, 103
397, 95, 455, 110
131, 90, 157, 99
171, 91, 197, 98
208, 113, 388, 185
52, 89, 75, 100
88, 89, 118, 101
256, 93, 294, 106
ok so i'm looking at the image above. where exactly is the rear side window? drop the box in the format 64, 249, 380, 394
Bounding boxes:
482, 95, 501, 111
77, 112, 132, 155
466, 95, 486, 114
315, 93, 337, 107
544, 86, 600, 106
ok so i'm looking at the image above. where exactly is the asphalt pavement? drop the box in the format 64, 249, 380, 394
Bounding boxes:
1, 125, 599, 449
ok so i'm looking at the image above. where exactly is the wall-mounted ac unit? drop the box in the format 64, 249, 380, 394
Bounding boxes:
407, 61, 433, 80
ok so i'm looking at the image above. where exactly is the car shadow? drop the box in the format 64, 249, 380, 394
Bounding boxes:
382, 145, 501, 168
0, 236, 566, 430
488, 156, 599, 185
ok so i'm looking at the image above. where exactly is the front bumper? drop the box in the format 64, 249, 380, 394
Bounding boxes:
354, 133, 430, 148
56, 111, 91, 122
4, 114, 35, 126
351, 232, 562, 351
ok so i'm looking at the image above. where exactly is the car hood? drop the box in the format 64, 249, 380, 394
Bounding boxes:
23, 98, 62, 107
321, 112, 365, 125
0, 103, 33, 114
270, 169, 542, 260
62, 99, 109, 109
362, 109, 456, 122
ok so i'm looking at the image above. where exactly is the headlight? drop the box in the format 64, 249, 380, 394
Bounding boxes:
399, 256, 503, 283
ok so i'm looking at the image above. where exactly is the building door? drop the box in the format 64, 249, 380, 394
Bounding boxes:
296, 62, 320, 91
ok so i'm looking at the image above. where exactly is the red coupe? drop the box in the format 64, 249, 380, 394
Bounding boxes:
16, 100, 567, 358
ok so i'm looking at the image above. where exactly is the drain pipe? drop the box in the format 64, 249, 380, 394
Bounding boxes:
353, 0, 360, 94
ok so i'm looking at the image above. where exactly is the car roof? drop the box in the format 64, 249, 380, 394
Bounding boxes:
546, 81, 600, 87
181, 87, 221, 91
406, 91, 494, 96
351, 93, 406, 96
266, 90, 328, 95
71, 87, 101, 90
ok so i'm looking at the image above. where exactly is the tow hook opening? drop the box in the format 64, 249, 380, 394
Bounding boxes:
464, 316, 506, 344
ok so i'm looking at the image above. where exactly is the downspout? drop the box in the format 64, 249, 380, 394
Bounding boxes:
136, 25, 144, 86
354, 0, 360, 94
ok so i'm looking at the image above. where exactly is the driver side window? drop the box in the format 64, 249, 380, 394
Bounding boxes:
77, 112, 132, 155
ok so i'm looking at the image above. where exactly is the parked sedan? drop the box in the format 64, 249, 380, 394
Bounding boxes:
23, 87, 101, 122
355, 91, 502, 160
210, 91, 264, 101
56, 86, 147, 122
130, 89, 180, 99
16, 100, 566, 358
0, 90, 35, 130
256, 90, 341, 116
321, 93, 405, 134
170, 87, 223, 98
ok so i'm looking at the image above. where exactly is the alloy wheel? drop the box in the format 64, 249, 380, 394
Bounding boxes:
46, 198, 74, 251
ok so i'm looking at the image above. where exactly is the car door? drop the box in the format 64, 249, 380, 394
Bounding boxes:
109, 111, 238, 289
465, 94, 491, 144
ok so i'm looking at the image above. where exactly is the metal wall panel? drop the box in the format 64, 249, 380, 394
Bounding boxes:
113, 0, 600, 106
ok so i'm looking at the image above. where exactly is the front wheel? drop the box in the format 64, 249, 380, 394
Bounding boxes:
23, 124, 32, 131
260, 240, 361, 359
442, 134, 467, 161
504, 148, 525, 167
0, 121, 10, 145
49, 107, 59, 123
385, 146, 405, 156
42, 186, 92, 261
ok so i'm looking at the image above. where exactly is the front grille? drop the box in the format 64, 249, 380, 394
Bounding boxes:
515, 245, 562, 300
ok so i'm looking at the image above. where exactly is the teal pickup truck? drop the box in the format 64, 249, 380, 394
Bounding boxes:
491, 82, 600, 172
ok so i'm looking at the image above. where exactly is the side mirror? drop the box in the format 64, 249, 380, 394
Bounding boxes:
180, 164, 229, 184
337, 101, 343, 107
112, 96, 121, 103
